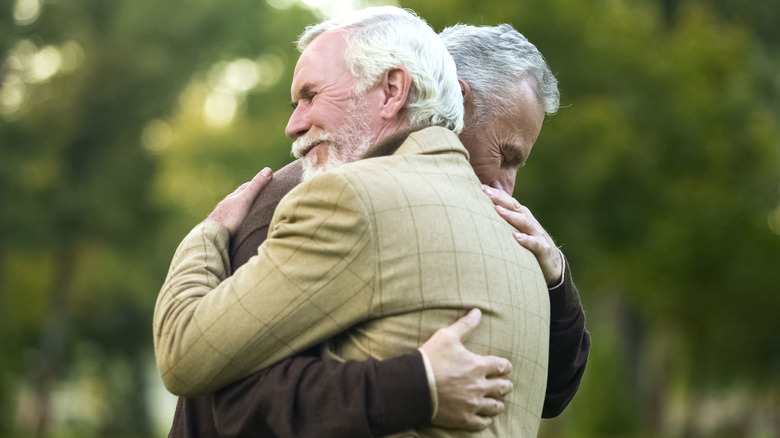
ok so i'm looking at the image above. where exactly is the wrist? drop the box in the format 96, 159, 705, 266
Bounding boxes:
546, 249, 565, 288
418, 348, 439, 420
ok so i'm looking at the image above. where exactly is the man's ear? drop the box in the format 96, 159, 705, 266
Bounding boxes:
378, 67, 412, 120
459, 79, 473, 106
459, 79, 475, 126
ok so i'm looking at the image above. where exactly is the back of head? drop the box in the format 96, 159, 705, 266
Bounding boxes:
297, 6, 464, 133
440, 24, 559, 127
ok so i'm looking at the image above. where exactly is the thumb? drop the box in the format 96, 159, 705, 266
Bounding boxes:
446, 308, 482, 340
243, 167, 273, 197
250, 167, 273, 189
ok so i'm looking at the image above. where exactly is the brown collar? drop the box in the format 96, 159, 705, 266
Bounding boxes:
360, 126, 425, 160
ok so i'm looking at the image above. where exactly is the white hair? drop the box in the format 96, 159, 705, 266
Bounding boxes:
440, 24, 559, 128
297, 6, 464, 133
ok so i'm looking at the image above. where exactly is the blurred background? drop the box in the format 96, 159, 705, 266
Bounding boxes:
1, 0, 778, 436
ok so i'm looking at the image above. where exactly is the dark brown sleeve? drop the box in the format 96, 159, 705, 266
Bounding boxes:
542, 255, 590, 418
169, 396, 220, 438
212, 350, 432, 438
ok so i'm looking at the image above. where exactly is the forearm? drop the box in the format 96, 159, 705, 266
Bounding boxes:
542, 256, 590, 418
153, 220, 324, 396
213, 350, 432, 438
153, 220, 250, 395
154, 220, 354, 396
154, 176, 375, 396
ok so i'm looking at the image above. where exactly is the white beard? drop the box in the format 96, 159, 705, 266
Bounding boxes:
291, 96, 373, 182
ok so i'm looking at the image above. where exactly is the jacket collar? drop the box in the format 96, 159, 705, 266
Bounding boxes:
361, 126, 469, 161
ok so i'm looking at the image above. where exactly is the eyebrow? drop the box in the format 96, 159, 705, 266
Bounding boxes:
292, 83, 315, 103
290, 83, 315, 109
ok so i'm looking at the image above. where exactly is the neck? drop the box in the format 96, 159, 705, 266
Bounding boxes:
361, 125, 424, 159
371, 117, 410, 146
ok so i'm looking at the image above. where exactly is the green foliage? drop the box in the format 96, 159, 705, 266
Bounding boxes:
1, 0, 316, 435
410, 0, 780, 434
531, 0, 780, 386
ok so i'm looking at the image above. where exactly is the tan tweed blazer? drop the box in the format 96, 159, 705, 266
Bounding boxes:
154, 127, 550, 437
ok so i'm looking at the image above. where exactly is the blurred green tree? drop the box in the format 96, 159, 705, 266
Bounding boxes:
1, 0, 316, 435
405, 0, 780, 435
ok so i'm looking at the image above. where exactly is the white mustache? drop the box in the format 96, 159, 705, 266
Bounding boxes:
292, 132, 336, 159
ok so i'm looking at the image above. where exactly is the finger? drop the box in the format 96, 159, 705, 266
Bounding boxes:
483, 377, 514, 398
482, 185, 521, 211
513, 233, 549, 270
495, 205, 534, 233
490, 197, 540, 229
513, 232, 543, 254
461, 414, 493, 432
247, 167, 273, 193
445, 308, 482, 340
476, 398, 506, 417
229, 181, 251, 196
498, 206, 551, 244
516, 233, 563, 284
232, 168, 273, 204
515, 231, 556, 258
481, 355, 513, 377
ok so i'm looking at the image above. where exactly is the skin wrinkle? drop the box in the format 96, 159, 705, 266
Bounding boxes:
287, 30, 412, 183
460, 77, 544, 194
287, 30, 373, 177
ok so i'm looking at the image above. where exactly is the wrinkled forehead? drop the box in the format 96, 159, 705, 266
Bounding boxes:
511, 78, 545, 142
294, 30, 348, 73
291, 30, 352, 94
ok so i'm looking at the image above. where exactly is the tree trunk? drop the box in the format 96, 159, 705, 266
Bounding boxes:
31, 246, 77, 438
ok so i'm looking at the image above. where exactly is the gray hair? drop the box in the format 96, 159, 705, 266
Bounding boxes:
297, 6, 464, 133
440, 24, 559, 127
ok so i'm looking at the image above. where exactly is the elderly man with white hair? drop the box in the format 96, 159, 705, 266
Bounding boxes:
155, 8, 581, 438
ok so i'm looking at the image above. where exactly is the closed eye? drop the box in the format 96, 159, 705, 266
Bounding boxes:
291, 92, 316, 112
501, 145, 526, 168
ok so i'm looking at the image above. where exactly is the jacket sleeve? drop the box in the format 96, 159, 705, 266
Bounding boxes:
153, 172, 376, 396
212, 350, 433, 438
542, 255, 590, 418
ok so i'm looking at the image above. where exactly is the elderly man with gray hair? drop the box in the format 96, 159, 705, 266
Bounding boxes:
442, 23, 589, 420
157, 12, 588, 436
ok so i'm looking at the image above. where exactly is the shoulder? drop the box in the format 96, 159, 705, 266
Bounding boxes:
273, 169, 370, 224
259, 160, 305, 205
232, 160, 304, 259
239, 160, 305, 225
400, 126, 467, 157
267, 170, 374, 250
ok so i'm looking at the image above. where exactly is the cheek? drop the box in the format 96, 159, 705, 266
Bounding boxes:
302, 99, 329, 125
315, 145, 330, 165
467, 142, 500, 166
309, 112, 336, 133
471, 162, 498, 186
469, 152, 502, 181
314, 100, 353, 129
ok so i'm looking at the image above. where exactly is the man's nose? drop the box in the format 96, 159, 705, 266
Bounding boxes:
492, 171, 516, 196
489, 180, 505, 193
285, 105, 310, 140
491, 168, 517, 196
